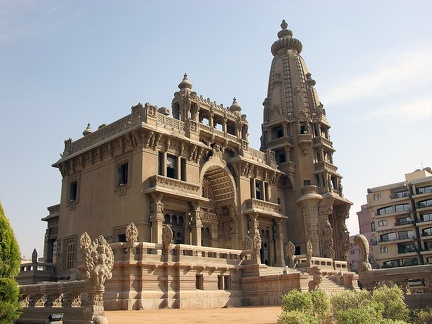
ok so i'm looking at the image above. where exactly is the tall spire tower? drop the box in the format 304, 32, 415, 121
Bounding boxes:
261, 20, 351, 260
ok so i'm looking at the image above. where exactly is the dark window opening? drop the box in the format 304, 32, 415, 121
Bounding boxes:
119, 162, 128, 185
196, 274, 203, 290
69, 181, 78, 201
158, 152, 164, 176
181, 158, 186, 181
118, 233, 126, 242
166, 155, 177, 179
276, 151, 286, 164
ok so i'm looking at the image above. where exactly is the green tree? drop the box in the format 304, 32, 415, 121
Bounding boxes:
0, 202, 21, 322
372, 285, 409, 322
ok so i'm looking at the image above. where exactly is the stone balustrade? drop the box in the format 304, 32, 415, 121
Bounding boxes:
358, 264, 432, 293
18, 280, 104, 323
110, 241, 250, 267
17, 262, 55, 285
294, 255, 347, 272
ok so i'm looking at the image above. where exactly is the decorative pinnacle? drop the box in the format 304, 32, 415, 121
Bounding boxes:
281, 20, 288, 30
178, 73, 192, 90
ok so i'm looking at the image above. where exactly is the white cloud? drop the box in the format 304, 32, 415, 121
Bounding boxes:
363, 96, 432, 123
322, 42, 432, 106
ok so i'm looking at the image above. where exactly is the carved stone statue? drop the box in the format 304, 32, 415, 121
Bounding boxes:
79, 232, 114, 288
253, 228, 262, 263
125, 222, 138, 248
32, 248, 38, 264
323, 219, 335, 259
353, 234, 372, 272
306, 240, 313, 263
243, 234, 253, 250
162, 224, 173, 249
308, 266, 322, 291
285, 241, 296, 268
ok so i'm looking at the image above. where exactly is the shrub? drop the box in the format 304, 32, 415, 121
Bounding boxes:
0, 202, 21, 322
277, 310, 318, 324
310, 290, 330, 318
281, 289, 313, 314
372, 285, 409, 322
330, 289, 371, 316
410, 307, 432, 324
336, 301, 384, 324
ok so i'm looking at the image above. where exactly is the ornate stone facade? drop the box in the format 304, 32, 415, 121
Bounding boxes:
36, 20, 353, 310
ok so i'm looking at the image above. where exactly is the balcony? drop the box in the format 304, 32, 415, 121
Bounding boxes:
314, 161, 338, 173
244, 198, 282, 217
312, 136, 333, 150
394, 219, 414, 227
145, 175, 201, 200
378, 235, 416, 244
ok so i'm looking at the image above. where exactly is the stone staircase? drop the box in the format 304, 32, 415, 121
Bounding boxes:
320, 276, 353, 295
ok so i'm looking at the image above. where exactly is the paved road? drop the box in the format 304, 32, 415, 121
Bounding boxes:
105, 306, 282, 324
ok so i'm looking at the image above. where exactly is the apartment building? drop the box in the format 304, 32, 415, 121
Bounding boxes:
365, 168, 432, 268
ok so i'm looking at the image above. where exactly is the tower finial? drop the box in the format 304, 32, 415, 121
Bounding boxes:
281, 20, 288, 30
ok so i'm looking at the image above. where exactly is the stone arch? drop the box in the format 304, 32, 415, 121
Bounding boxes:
199, 157, 237, 207
199, 157, 239, 248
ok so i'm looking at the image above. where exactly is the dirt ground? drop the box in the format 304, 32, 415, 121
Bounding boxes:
105, 306, 282, 324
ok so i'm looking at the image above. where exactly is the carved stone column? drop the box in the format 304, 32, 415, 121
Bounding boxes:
335, 206, 350, 261
319, 199, 335, 259
297, 186, 322, 257
273, 219, 285, 266
248, 213, 261, 264
150, 193, 164, 244
228, 205, 239, 249
79, 232, 114, 320
190, 201, 202, 246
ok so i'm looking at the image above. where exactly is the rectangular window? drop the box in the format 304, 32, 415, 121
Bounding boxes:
378, 220, 388, 227
423, 227, 432, 236
181, 158, 186, 181
398, 243, 416, 254
382, 259, 400, 268
377, 206, 393, 215
166, 155, 177, 179
118, 162, 129, 185
224, 275, 231, 290
398, 230, 414, 240
218, 275, 223, 290
196, 274, 203, 290
402, 258, 418, 267
255, 181, 262, 200
380, 246, 388, 253
66, 242, 75, 269
395, 217, 412, 225
158, 152, 164, 176
380, 232, 397, 242
276, 151, 286, 163
69, 181, 78, 201
393, 190, 409, 198
374, 193, 381, 201
417, 185, 432, 195
418, 199, 432, 208
395, 203, 410, 213
421, 213, 432, 222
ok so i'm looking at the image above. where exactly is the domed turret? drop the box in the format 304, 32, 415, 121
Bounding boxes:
229, 97, 241, 114
270, 20, 303, 56
83, 123, 92, 136
178, 73, 193, 90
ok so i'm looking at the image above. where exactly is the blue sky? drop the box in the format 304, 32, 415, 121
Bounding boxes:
1, 0, 431, 258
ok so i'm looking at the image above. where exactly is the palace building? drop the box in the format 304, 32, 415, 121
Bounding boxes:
34, 20, 353, 310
